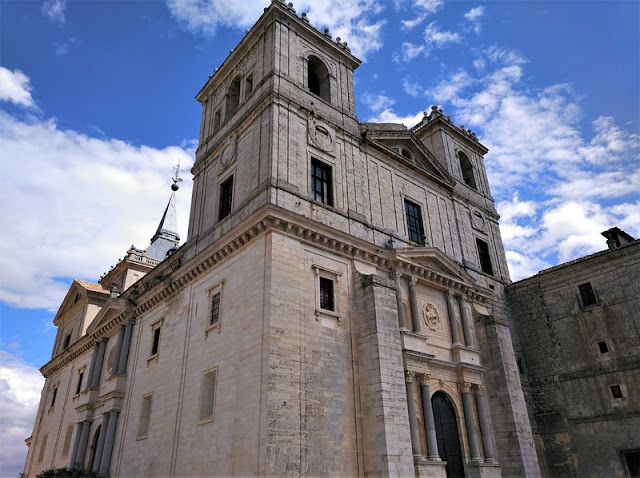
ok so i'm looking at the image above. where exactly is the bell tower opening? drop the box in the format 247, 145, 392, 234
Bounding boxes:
307, 55, 330, 102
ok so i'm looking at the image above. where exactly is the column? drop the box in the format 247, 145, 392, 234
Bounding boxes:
460, 382, 482, 462
418, 374, 440, 460
99, 410, 119, 475
445, 291, 462, 345
75, 420, 92, 469
69, 421, 84, 468
111, 327, 125, 377
85, 344, 100, 391
90, 339, 107, 389
474, 385, 497, 463
405, 371, 421, 456
92, 413, 110, 473
392, 271, 406, 329
408, 277, 421, 333
459, 295, 476, 348
117, 319, 134, 375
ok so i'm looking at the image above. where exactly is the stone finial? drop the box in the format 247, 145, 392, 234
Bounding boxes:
323, 28, 331, 38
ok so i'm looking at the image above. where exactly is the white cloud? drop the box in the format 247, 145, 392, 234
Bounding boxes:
367, 108, 424, 127
424, 21, 462, 47
41, 0, 66, 24
361, 92, 395, 112
0, 351, 44, 478
166, 0, 386, 59
402, 14, 427, 30
414, 0, 443, 14
0, 110, 194, 310
464, 6, 485, 34
402, 78, 422, 97
428, 71, 472, 103
397, 42, 425, 62
0, 67, 35, 108
485, 45, 528, 66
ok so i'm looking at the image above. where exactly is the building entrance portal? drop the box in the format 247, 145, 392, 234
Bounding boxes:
433, 392, 465, 478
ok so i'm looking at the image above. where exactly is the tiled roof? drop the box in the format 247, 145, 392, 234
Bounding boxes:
75, 279, 109, 294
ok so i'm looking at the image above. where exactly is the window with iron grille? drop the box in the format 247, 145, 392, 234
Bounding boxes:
611, 385, 623, 399
404, 199, 425, 245
579, 282, 597, 306
210, 292, 221, 326
311, 159, 333, 206
218, 175, 234, 221
476, 238, 494, 276
319, 277, 335, 311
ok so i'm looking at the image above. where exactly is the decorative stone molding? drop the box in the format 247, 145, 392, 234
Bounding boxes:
405, 370, 416, 383
421, 302, 440, 331
459, 381, 474, 394
308, 115, 335, 152
418, 373, 432, 385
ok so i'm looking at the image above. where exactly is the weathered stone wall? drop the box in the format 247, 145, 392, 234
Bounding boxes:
508, 241, 640, 478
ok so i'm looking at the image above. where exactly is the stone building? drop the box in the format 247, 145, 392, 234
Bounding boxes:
508, 228, 640, 478
23, 1, 543, 477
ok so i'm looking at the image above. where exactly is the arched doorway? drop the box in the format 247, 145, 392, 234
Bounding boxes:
432, 391, 465, 478
86, 425, 101, 472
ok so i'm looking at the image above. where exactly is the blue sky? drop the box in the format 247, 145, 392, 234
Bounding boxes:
0, 0, 638, 475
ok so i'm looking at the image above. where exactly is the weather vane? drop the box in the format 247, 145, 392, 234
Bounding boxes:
171, 161, 183, 191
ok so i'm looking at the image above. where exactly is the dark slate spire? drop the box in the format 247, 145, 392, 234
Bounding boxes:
146, 163, 182, 260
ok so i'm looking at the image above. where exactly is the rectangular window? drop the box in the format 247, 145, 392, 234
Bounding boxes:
311, 158, 333, 206
63, 333, 71, 350
61, 424, 73, 458
598, 341, 609, 354
151, 326, 161, 356
404, 199, 425, 245
50, 385, 58, 408
218, 175, 234, 221
199, 369, 217, 423
38, 434, 48, 463
319, 277, 335, 311
210, 292, 221, 326
137, 394, 153, 439
213, 108, 221, 132
245, 74, 253, 96
579, 282, 597, 306
75, 371, 84, 395
611, 384, 623, 399
476, 238, 494, 276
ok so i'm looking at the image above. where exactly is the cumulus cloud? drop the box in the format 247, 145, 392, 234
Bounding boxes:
41, 0, 66, 24
0, 351, 44, 478
0, 109, 194, 310
395, 42, 426, 63
464, 6, 485, 34
367, 108, 424, 127
361, 92, 395, 112
403, 78, 422, 97
0, 67, 35, 108
166, 0, 386, 59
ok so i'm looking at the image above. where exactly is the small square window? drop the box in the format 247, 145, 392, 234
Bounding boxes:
404, 199, 425, 245
319, 277, 335, 311
598, 341, 609, 354
218, 175, 234, 221
579, 282, 597, 306
199, 368, 217, 423
137, 393, 153, 439
476, 238, 494, 276
611, 385, 623, 399
311, 158, 333, 206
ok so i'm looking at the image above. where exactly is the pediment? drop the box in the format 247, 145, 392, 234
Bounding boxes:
86, 299, 129, 335
392, 247, 477, 286
54, 279, 109, 325
364, 130, 454, 187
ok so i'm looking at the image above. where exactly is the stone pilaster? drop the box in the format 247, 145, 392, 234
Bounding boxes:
99, 410, 119, 475
459, 295, 476, 348
445, 291, 462, 345
116, 319, 134, 375
474, 385, 497, 463
408, 277, 421, 333
392, 271, 406, 330
92, 412, 110, 473
418, 373, 440, 460
405, 370, 421, 456
460, 382, 482, 462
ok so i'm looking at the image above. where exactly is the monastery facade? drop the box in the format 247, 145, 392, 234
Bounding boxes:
24, 1, 637, 477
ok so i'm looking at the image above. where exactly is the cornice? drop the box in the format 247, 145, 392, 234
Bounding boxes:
41, 335, 95, 378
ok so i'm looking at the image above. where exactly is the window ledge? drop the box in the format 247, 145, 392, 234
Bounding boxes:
136, 434, 148, 441
197, 416, 215, 426
146, 354, 159, 367
205, 322, 220, 338
315, 308, 341, 325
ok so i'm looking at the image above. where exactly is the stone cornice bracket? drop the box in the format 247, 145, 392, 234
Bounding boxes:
405, 370, 416, 383
41, 336, 96, 378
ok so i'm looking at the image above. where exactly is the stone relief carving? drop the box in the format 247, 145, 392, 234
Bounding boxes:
308, 116, 335, 152
219, 138, 236, 169
470, 208, 486, 232
421, 302, 440, 331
